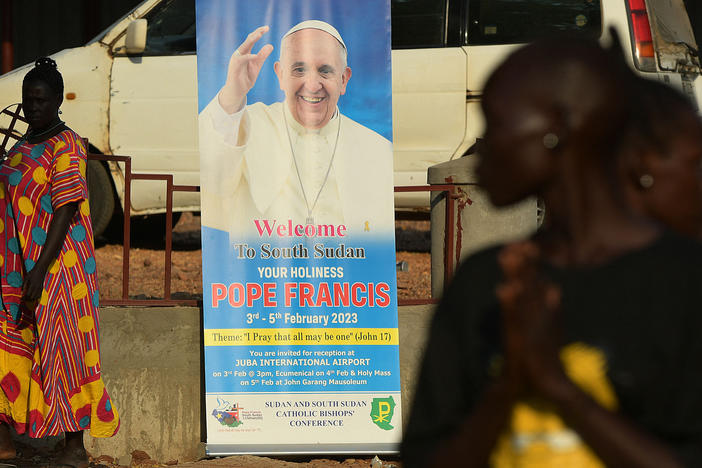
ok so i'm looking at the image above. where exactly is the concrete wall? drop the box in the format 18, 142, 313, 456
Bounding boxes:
82, 304, 435, 464
86, 307, 205, 465
397, 304, 435, 422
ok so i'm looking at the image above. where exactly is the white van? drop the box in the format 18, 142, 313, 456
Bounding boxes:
0, 0, 699, 237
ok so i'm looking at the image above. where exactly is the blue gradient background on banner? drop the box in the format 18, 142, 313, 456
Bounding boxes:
205, 345, 401, 393
201, 226, 401, 394
201, 227, 399, 329
195, 0, 393, 141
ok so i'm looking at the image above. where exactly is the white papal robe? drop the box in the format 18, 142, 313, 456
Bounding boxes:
198, 98, 394, 240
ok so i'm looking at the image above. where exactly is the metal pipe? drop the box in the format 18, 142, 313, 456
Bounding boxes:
122, 159, 132, 300
131, 173, 175, 300
88, 154, 133, 301
445, 187, 456, 285
101, 299, 199, 307
397, 298, 439, 306
165, 176, 173, 299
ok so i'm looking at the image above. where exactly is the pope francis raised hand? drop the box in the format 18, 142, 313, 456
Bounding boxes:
199, 20, 394, 240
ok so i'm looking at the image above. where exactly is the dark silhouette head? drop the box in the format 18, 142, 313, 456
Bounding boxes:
22, 57, 64, 132
477, 36, 636, 206
623, 78, 702, 237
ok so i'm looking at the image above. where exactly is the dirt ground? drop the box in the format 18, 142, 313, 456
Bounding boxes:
170, 454, 402, 468
92, 452, 402, 468
94, 214, 432, 303
85, 214, 427, 467
5, 443, 403, 468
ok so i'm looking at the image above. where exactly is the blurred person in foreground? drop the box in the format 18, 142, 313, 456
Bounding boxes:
401, 37, 702, 468
0, 58, 119, 468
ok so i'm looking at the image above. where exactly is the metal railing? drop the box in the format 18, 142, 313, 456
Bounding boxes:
394, 184, 458, 306
89, 154, 202, 307
1, 103, 459, 308
94, 156, 457, 307
0, 103, 23, 158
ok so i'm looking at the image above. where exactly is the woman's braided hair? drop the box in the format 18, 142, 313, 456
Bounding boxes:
23, 57, 64, 98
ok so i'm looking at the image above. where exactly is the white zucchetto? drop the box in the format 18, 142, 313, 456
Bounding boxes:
282, 20, 347, 51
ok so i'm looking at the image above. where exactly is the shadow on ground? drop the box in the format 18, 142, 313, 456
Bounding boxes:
1, 433, 112, 468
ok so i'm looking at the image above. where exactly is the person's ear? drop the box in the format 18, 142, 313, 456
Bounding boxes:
339, 67, 352, 95
274, 61, 283, 90
626, 145, 659, 191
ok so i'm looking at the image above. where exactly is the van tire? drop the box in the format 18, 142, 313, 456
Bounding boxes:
106, 212, 183, 245
87, 160, 116, 239
130, 212, 183, 240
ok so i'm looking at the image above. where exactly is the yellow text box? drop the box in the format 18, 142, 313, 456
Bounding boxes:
205, 328, 398, 346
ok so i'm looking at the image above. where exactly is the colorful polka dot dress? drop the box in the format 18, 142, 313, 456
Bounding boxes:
0, 129, 119, 437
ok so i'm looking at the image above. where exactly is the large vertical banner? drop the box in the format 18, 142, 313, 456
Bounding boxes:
196, 0, 401, 455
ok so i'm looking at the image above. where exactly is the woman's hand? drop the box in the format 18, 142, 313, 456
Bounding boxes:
520, 280, 569, 399
495, 241, 685, 468
497, 241, 569, 397
496, 243, 530, 391
22, 263, 48, 302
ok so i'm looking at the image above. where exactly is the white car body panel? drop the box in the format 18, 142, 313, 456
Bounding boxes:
0, 43, 112, 154
391, 47, 467, 207
109, 54, 199, 212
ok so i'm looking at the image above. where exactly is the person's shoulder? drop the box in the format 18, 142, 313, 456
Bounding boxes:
52, 127, 83, 149
7, 138, 26, 155
442, 244, 504, 301
454, 244, 504, 281
430, 243, 504, 331
53, 126, 77, 139
617, 231, 702, 292
62, 127, 81, 140
339, 113, 391, 149
645, 230, 702, 266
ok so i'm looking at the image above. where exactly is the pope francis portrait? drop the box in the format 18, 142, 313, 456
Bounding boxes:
199, 20, 394, 240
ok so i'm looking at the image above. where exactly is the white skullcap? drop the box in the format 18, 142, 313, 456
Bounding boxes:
282, 20, 346, 51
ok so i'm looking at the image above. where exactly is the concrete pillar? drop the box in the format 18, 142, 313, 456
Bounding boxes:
85, 307, 205, 465
429, 156, 538, 297
397, 304, 435, 423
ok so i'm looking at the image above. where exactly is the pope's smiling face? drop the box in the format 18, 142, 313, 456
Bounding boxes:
274, 28, 351, 129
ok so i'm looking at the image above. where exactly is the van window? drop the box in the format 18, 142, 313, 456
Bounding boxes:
392, 0, 448, 48
468, 0, 602, 45
143, 0, 196, 55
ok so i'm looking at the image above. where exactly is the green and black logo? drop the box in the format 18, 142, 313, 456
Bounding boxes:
370, 396, 396, 430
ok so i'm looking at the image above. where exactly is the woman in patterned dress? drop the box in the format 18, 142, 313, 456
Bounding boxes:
0, 58, 119, 467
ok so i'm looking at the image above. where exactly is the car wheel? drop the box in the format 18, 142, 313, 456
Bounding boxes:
131, 212, 183, 236
87, 160, 116, 238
